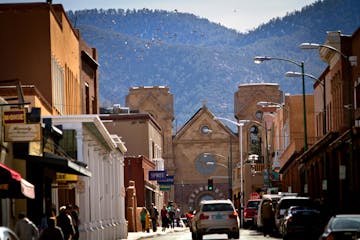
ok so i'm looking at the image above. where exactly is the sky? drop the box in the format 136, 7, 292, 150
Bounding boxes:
1, 0, 319, 32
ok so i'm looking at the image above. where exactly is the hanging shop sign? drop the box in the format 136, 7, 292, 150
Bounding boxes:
4, 123, 41, 142
2, 109, 26, 125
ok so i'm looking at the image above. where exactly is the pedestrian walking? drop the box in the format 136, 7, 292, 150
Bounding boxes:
168, 205, 175, 229
56, 205, 75, 240
140, 207, 148, 232
39, 217, 64, 240
149, 203, 159, 232
15, 212, 39, 240
261, 199, 275, 237
70, 205, 80, 240
160, 205, 168, 232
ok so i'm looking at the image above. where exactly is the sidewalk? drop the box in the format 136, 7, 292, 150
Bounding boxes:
123, 227, 188, 240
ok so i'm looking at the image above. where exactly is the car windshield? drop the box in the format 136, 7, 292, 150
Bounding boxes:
331, 217, 360, 230
247, 201, 259, 209
283, 199, 311, 208
202, 203, 233, 212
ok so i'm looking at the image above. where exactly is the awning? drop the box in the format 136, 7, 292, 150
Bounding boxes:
27, 153, 92, 177
0, 162, 35, 199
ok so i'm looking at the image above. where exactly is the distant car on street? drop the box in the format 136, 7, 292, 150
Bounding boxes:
0, 226, 19, 240
319, 214, 360, 240
280, 206, 321, 239
243, 199, 261, 228
190, 199, 240, 240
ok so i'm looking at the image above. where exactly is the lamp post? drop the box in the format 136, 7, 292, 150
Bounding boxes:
254, 56, 308, 151
202, 128, 233, 200
285, 71, 326, 135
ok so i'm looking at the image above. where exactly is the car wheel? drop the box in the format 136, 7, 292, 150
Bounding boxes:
229, 231, 240, 239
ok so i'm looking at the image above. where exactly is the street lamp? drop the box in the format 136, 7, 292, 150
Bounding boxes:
285, 71, 326, 135
202, 128, 233, 200
254, 56, 308, 151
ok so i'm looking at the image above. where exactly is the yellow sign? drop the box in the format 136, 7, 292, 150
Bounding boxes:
3, 109, 26, 125
56, 173, 78, 182
4, 123, 41, 142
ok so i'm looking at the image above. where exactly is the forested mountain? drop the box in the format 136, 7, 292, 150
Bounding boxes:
67, 0, 360, 129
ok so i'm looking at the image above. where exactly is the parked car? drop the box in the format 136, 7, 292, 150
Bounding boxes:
243, 199, 261, 228
190, 199, 240, 240
274, 196, 312, 234
280, 206, 321, 239
0, 227, 19, 240
320, 214, 360, 240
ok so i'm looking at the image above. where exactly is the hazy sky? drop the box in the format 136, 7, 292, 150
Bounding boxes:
1, 0, 319, 32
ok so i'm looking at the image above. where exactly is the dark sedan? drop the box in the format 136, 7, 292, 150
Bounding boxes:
320, 214, 360, 240
280, 206, 321, 239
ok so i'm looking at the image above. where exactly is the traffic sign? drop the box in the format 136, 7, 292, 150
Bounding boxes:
149, 170, 167, 181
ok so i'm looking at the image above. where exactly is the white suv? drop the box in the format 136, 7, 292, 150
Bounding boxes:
190, 199, 240, 240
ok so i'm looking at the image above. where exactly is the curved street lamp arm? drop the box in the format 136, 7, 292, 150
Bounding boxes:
299, 43, 348, 59
285, 71, 324, 86
214, 116, 242, 127
254, 56, 303, 68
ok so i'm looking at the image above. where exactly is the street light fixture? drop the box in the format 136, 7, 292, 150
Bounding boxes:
254, 56, 308, 151
285, 71, 326, 135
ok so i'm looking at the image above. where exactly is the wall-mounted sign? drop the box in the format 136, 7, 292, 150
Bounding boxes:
3, 109, 26, 125
160, 185, 171, 191
157, 175, 174, 185
56, 173, 78, 182
149, 170, 167, 181
4, 123, 41, 142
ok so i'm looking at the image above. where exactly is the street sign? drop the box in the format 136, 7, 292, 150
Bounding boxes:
157, 175, 174, 185
149, 170, 167, 181
160, 185, 171, 191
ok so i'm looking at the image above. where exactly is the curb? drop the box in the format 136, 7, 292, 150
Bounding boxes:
124, 227, 188, 240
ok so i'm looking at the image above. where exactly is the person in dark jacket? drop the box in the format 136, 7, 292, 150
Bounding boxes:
56, 206, 75, 240
39, 217, 64, 240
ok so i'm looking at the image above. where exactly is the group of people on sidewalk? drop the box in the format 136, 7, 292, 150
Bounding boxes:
139, 202, 182, 233
14, 204, 80, 240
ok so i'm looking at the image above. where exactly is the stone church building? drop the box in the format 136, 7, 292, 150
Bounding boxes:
125, 84, 283, 212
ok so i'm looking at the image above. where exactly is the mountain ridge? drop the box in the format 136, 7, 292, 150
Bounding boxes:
67, 0, 360, 127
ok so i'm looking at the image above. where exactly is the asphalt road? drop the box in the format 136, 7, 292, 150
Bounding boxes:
142, 228, 279, 240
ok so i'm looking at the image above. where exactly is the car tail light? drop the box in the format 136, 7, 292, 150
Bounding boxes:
199, 213, 209, 220
229, 211, 238, 219
287, 217, 293, 223
325, 233, 334, 240
244, 211, 248, 218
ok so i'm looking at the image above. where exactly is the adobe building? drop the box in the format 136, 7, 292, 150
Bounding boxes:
288, 29, 360, 214
0, 3, 99, 116
100, 112, 165, 209
125, 86, 175, 200
0, 2, 101, 228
